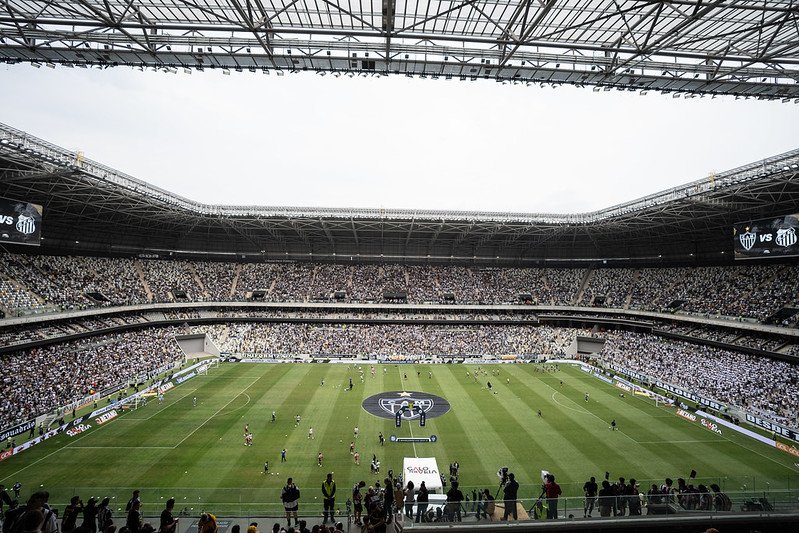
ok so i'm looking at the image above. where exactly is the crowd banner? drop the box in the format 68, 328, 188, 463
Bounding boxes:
745, 413, 799, 443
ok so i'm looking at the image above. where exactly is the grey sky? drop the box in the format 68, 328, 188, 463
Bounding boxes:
2, 64, 798, 214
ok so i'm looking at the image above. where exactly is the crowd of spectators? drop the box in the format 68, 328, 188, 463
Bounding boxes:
193, 323, 579, 359
600, 330, 799, 424
0, 327, 185, 428
2, 255, 799, 323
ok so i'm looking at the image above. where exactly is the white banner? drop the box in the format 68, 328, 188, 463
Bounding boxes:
403, 457, 443, 494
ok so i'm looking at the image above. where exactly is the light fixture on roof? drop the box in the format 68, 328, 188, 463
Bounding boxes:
223, 69, 230, 75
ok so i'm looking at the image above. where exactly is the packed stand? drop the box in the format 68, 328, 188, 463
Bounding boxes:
579, 268, 635, 307
1, 254, 799, 323
194, 261, 238, 301
236, 263, 281, 299
196, 323, 577, 359
307, 264, 352, 300
0, 327, 185, 428
601, 330, 799, 424
141, 260, 199, 301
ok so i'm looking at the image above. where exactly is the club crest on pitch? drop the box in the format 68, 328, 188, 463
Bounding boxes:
362, 391, 450, 420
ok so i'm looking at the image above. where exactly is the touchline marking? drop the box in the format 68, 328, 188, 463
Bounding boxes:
636, 440, 721, 444
0, 419, 99, 482
70, 446, 173, 449
171, 376, 262, 449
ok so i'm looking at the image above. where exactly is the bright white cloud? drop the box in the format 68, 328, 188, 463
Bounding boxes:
2, 63, 798, 214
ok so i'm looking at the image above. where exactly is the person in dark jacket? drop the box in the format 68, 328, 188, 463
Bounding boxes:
82, 498, 99, 533
501, 473, 519, 520
126, 501, 142, 533
415, 482, 429, 523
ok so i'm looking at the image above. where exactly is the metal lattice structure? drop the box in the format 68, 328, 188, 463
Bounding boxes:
1, 1, 799, 99
2, 121, 799, 264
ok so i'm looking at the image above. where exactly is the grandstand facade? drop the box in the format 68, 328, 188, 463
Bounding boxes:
2, 122, 799, 263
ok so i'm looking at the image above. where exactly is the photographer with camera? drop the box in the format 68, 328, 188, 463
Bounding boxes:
543, 473, 561, 520
500, 473, 519, 521
61, 496, 83, 533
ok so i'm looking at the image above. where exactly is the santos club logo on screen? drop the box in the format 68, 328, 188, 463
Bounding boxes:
15, 214, 36, 235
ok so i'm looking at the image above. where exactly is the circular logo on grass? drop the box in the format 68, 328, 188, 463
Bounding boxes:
362, 391, 450, 420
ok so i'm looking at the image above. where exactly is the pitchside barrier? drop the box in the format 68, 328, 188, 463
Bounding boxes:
28, 487, 799, 523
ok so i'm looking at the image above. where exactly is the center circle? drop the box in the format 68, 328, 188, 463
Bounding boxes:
362, 391, 451, 420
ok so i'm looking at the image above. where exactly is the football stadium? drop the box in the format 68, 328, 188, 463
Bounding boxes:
3, 2, 799, 533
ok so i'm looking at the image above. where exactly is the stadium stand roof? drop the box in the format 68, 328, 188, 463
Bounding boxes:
1, 1, 799, 99
2, 122, 799, 265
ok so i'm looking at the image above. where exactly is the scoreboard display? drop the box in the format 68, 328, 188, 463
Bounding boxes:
0, 197, 42, 246
734, 213, 799, 259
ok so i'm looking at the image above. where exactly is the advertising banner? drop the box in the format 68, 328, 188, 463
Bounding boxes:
403, 457, 443, 494
0, 420, 35, 442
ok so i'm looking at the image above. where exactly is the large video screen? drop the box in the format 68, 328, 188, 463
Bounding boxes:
734, 213, 799, 259
0, 197, 43, 246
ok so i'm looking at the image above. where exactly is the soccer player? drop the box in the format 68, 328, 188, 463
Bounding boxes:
354, 426, 359, 439
610, 419, 617, 430
585, 392, 589, 402
353, 451, 360, 465
281, 448, 287, 462
318, 451, 324, 467
264, 461, 269, 474
192, 396, 197, 407
271, 411, 276, 422
295, 414, 301, 427
308, 427, 314, 440
350, 441, 355, 454
378, 432, 385, 446
244, 423, 249, 435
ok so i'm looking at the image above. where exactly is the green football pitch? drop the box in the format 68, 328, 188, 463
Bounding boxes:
1, 362, 796, 517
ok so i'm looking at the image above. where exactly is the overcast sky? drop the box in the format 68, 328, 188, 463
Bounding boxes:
2, 63, 799, 215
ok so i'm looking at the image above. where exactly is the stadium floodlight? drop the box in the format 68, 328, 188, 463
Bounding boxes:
184, 68, 191, 74
31, 63, 41, 68
45, 63, 55, 69
223, 69, 231, 75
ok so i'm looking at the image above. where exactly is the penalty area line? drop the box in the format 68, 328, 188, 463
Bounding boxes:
171, 376, 262, 449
